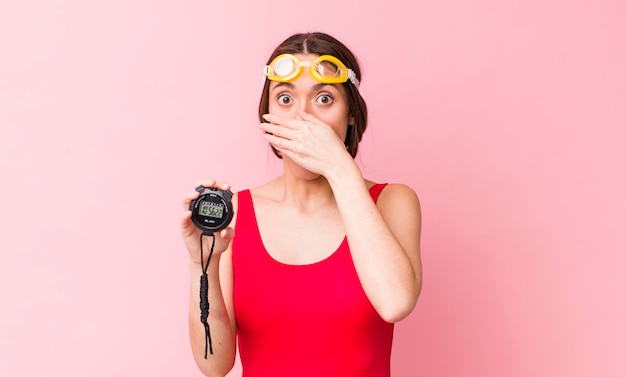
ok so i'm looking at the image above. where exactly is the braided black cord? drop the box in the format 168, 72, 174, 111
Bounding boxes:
199, 233, 215, 357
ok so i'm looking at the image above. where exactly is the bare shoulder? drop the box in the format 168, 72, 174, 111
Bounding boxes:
375, 183, 422, 262
230, 181, 273, 211
248, 178, 285, 204
377, 183, 421, 215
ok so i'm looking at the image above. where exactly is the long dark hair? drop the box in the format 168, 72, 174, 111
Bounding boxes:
258, 32, 368, 158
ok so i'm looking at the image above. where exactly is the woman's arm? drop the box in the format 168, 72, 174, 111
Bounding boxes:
187, 251, 237, 376
181, 182, 238, 376
327, 164, 422, 323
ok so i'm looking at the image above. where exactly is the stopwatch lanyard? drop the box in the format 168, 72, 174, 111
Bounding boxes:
199, 232, 215, 358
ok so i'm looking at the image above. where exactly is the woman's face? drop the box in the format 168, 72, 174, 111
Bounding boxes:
267, 54, 354, 142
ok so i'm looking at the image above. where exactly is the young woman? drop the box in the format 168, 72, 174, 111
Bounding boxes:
181, 32, 422, 377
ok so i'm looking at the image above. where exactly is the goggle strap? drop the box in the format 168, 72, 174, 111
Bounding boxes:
348, 70, 360, 88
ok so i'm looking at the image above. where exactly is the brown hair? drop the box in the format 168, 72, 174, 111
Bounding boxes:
258, 32, 368, 158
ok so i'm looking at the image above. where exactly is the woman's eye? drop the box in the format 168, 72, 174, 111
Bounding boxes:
316, 94, 334, 105
277, 94, 293, 105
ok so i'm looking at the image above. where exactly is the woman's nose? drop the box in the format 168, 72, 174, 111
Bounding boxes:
297, 98, 312, 115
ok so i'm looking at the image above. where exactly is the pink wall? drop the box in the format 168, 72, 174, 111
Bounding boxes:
1, 1, 624, 376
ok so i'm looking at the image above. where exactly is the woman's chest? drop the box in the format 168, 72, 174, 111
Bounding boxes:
255, 204, 346, 265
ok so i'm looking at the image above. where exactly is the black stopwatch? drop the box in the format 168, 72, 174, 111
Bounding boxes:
189, 186, 234, 235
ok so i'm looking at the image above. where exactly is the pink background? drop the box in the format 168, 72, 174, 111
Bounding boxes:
1, 0, 624, 376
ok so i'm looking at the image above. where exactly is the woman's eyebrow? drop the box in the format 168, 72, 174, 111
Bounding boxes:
270, 82, 335, 92
271, 82, 295, 91
312, 83, 332, 91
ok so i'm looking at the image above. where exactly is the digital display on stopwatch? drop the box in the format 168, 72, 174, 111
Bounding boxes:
199, 201, 224, 218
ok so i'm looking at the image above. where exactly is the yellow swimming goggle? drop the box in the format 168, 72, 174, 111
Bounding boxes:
264, 54, 360, 88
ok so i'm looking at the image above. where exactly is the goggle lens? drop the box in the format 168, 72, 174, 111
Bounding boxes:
314, 60, 341, 79
272, 56, 297, 77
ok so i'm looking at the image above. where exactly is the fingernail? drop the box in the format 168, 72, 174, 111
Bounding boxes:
262, 114, 270, 121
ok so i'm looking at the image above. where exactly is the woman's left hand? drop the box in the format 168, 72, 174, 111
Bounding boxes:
260, 109, 353, 177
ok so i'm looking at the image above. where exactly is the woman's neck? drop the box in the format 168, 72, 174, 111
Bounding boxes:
273, 173, 336, 210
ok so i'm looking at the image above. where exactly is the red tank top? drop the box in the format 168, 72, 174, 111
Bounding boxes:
232, 184, 394, 377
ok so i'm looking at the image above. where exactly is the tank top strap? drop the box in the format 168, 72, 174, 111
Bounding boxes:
233, 189, 255, 236
237, 189, 253, 212
232, 189, 263, 264
368, 183, 388, 203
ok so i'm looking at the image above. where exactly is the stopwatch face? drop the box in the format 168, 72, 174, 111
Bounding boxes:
189, 188, 234, 234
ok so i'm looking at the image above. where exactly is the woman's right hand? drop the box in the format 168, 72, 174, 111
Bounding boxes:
181, 179, 235, 265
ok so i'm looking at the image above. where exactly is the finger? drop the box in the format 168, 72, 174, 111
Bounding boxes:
263, 132, 295, 152
260, 122, 298, 140
194, 179, 231, 191
297, 109, 325, 126
180, 211, 198, 237
262, 113, 302, 130
182, 191, 200, 209
195, 179, 216, 187
181, 210, 192, 223
218, 227, 235, 242
265, 139, 296, 162
214, 181, 231, 191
